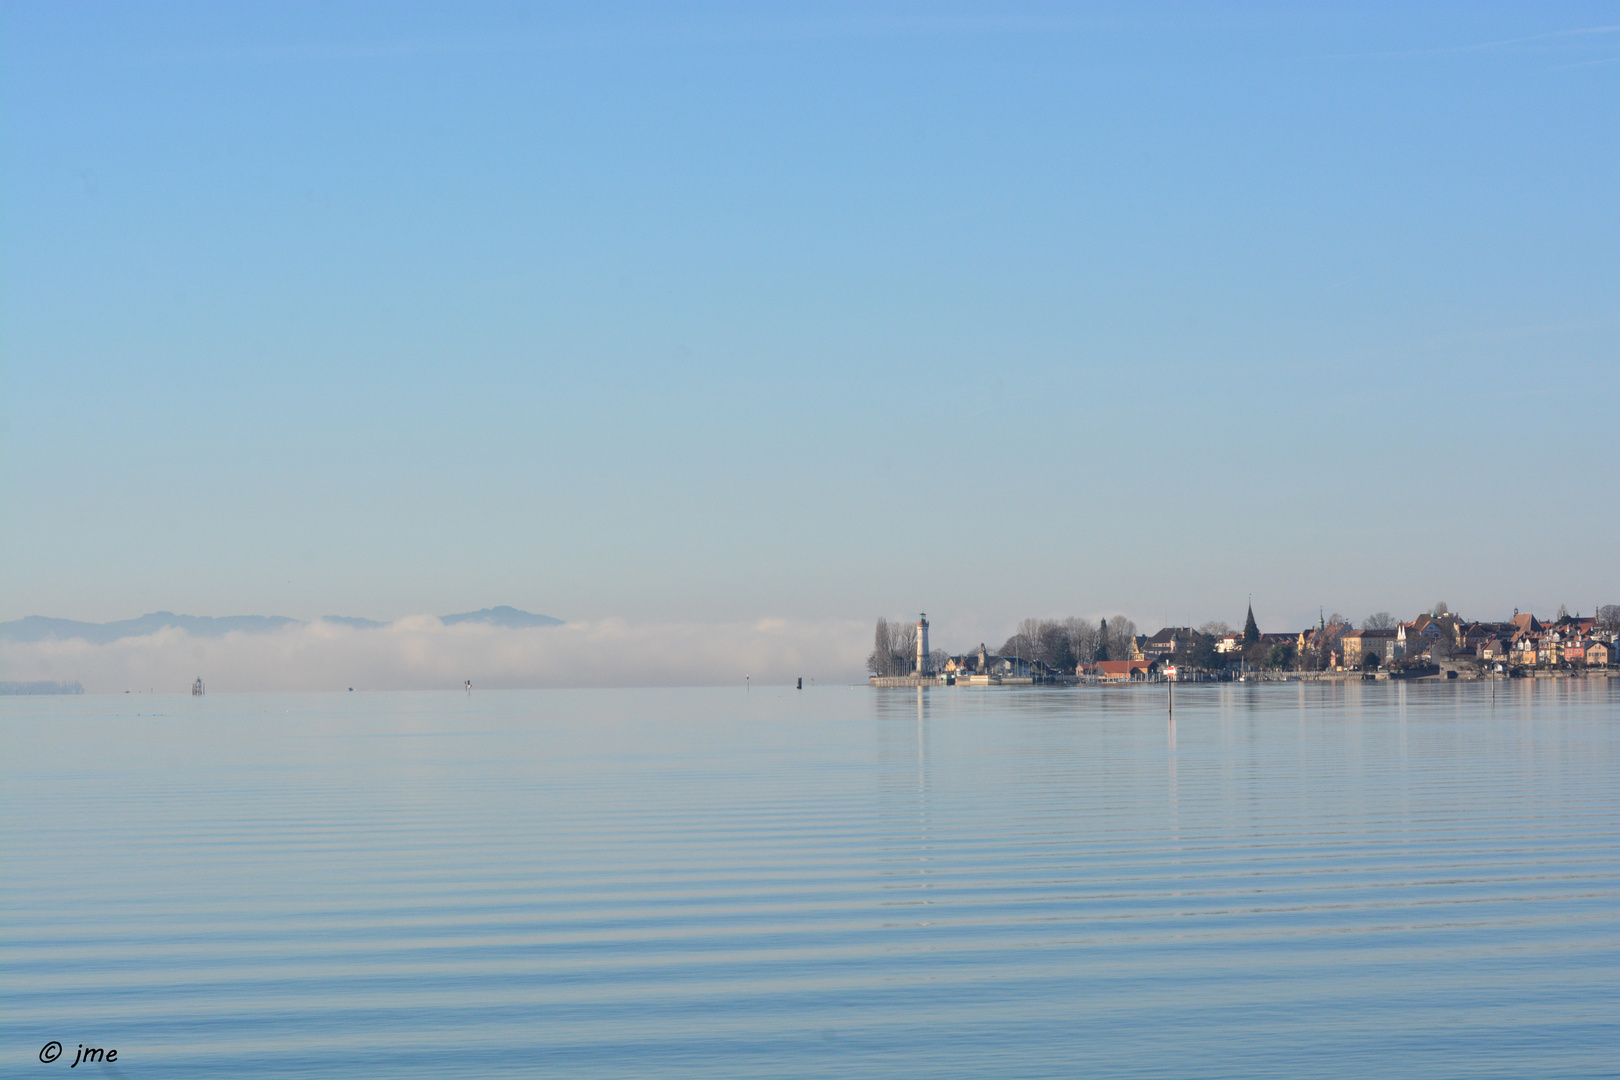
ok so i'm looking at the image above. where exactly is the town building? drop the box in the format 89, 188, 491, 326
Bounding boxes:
1398, 613, 1463, 657
1340, 629, 1398, 668
1140, 627, 1195, 660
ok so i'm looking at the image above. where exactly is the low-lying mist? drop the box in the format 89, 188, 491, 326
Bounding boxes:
0, 616, 872, 693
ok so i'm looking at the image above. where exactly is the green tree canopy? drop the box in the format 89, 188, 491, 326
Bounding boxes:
1185, 632, 1220, 670
1264, 641, 1296, 669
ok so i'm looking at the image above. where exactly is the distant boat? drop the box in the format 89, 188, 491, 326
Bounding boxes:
192, 677, 205, 696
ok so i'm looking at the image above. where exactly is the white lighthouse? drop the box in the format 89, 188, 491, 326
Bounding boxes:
916, 613, 930, 674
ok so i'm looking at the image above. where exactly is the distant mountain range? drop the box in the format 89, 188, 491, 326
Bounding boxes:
0, 612, 300, 645
319, 615, 387, 629
0, 607, 563, 644
438, 606, 564, 628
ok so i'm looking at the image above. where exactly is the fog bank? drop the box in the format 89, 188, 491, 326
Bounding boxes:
0, 616, 871, 693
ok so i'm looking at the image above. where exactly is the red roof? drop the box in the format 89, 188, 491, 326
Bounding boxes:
1094, 660, 1153, 675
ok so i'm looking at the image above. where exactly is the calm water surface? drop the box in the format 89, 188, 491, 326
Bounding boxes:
2, 681, 1616, 1078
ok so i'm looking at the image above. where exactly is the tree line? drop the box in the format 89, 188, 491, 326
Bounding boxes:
995, 617, 1140, 671
869, 615, 1142, 676
867, 617, 950, 677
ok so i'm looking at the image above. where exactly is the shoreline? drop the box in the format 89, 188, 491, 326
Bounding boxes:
871, 668, 1619, 687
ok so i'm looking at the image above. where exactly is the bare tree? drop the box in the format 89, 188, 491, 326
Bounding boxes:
1000, 618, 1043, 663
1364, 612, 1396, 630
1433, 601, 1449, 615
896, 621, 917, 672
1103, 617, 1138, 662
1064, 617, 1098, 669
867, 618, 894, 677
998, 633, 1028, 663
997, 618, 1082, 672
867, 617, 919, 676
994, 616, 1139, 673
1598, 605, 1620, 630
1038, 621, 1075, 672
1325, 612, 1349, 627
1199, 620, 1233, 637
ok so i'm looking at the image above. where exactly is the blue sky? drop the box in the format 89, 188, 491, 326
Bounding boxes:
3, 2, 1616, 641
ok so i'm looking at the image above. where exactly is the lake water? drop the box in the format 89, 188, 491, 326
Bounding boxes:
2, 681, 1616, 1078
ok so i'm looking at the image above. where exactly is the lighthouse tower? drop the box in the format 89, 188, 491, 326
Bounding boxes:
916, 613, 930, 674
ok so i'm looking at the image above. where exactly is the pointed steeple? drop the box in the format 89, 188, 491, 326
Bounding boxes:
1243, 603, 1259, 647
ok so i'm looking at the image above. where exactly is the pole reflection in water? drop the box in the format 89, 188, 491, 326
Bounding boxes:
1167, 715, 1178, 839
916, 687, 926, 793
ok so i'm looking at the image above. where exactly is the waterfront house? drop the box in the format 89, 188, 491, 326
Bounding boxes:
1298, 622, 1351, 664
1400, 613, 1461, 657
944, 645, 1052, 682
1141, 628, 1195, 660
993, 654, 1040, 679
944, 644, 995, 676
1090, 660, 1159, 682
1340, 629, 1398, 668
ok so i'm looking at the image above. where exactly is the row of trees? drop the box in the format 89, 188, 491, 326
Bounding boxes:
867, 617, 950, 677
869, 615, 1142, 676
998, 611, 1351, 673
867, 617, 917, 677
996, 617, 1140, 672
997, 616, 1309, 672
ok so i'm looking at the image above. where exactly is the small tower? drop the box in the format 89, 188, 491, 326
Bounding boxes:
916, 613, 930, 674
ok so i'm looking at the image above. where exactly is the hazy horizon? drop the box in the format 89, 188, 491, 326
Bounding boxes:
0, 596, 1592, 693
